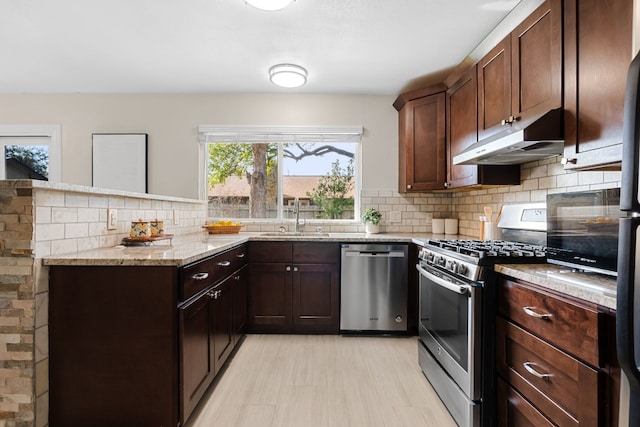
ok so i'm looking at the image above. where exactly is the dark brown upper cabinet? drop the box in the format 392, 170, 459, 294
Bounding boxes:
394, 84, 447, 192
562, 0, 634, 170
478, 0, 562, 142
447, 66, 520, 189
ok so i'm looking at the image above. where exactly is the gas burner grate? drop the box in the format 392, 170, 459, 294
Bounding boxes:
424, 239, 546, 260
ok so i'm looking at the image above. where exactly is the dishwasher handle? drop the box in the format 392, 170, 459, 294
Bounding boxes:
344, 251, 405, 258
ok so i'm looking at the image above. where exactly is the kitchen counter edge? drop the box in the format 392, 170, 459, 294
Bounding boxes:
495, 263, 617, 310
42, 232, 444, 268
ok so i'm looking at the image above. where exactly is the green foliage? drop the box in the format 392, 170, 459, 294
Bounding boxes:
5, 145, 49, 177
207, 143, 277, 187
361, 207, 382, 224
307, 159, 354, 219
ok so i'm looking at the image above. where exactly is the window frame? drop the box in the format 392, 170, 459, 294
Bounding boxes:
199, 125, 363, 222
0, 124, 62, 182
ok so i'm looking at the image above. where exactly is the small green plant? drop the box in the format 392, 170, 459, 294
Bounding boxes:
361, 208, 382, 225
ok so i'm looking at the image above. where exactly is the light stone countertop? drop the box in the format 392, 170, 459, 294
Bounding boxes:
495, 263, 617, 310
42, 233, 619, 309
42, 231, 444, 267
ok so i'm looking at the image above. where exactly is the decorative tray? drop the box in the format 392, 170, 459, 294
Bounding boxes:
202, 225, 242, 234
122, 234, 174, 243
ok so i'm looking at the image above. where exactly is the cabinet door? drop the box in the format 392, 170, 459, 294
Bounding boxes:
447, 66, 480, 188
292, 263, 339, 333
232, 265, 248, 345
478, 36, 511, 141
180, 291, 213, 422
562, 0, 633, 169
446, 66, 521, 189
248, 263, 293, 332
511, 0, 561, 122
211, 276, 234, 375
398, 92, 446, 191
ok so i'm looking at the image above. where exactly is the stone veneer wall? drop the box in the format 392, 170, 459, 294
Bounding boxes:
0, 180, 206, 427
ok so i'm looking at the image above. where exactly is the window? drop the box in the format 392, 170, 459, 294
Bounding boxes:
0, 125, 61, 182
199, 126, 362, 221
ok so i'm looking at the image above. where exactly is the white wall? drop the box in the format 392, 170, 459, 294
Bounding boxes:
0, 94, 398, 199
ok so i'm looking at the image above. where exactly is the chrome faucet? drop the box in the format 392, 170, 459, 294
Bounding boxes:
293, 197, 302, 232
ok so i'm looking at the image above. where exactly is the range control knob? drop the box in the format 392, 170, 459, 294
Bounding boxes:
457, 263, 468, 276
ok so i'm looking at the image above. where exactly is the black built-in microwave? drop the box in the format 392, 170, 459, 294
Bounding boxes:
546, 188, 621, 276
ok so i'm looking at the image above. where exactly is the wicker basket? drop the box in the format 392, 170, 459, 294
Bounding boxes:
202, 225, 242, 234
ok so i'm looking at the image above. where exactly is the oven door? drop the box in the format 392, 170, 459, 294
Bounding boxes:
417, 263, 482, 401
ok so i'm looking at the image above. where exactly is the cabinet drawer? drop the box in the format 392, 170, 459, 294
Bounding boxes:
181, 257, 216, 301
211, 248, 238, 284
249, 241, 292, 263
293, 242, 339, 264
497, 278, 600, 366
497, 318, 599, 426
497, 377, 554, 427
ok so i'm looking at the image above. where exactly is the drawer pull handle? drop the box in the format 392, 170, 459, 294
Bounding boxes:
217, 261, 231, 267
237, 253, 246, 258
523, 362, 551, 380
192, 272, 209, 281
523, 306, 552, 320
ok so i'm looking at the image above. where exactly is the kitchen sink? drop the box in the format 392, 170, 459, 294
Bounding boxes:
261, 231, 331, 237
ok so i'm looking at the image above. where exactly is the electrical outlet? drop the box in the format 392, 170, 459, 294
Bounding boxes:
107, 208, 118, 230
173, 210, 180, 225
390, 211, 402, 223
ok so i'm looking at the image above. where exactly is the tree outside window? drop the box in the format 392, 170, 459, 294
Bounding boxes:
207, 141, 357, 220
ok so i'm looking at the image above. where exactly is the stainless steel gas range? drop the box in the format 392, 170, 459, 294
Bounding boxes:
417, 205, 547, 427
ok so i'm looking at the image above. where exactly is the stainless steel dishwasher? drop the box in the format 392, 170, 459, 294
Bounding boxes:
340, 243, 408, 332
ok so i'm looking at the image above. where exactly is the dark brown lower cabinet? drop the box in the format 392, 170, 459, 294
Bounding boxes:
293, 263, 339, 332
49, 243, 249, 427
497, 377, 555, 427
248, 241, 340, 333
496, 276, 619, 426
248, 262, 293, 332
49, 266, 180, 427
232, 265, 248, 345
180, 287, 214, 422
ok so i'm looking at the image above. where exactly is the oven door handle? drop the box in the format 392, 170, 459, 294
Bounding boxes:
416, 264, 470, 296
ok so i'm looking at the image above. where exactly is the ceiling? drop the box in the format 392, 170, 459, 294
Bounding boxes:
1, 0, 523, 95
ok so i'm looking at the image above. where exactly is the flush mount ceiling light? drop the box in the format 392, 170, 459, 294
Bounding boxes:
269, 64, 307, 88
245, 0, 294, 11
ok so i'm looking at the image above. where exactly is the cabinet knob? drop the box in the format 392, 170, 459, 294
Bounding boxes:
286, 266, 291, 271
501, 116, 520, 125
561, 157, 577, 165
444, 182, 449, 188
407, 184, 412, 189
293, 267, 298, 272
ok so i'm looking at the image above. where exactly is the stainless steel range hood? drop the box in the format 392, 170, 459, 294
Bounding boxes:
453, 108, 564, 165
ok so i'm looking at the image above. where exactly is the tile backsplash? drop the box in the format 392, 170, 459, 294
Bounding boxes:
451, 156, 621, 238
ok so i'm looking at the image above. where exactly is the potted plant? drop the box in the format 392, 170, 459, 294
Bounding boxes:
362, 208, 382, 234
